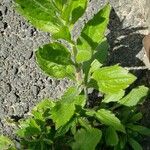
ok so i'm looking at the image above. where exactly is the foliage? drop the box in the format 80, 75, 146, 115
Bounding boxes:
0, 136, 16, 150
0, 0, 149, 150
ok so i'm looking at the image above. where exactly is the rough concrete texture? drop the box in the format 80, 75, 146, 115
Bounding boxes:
0, 0, 150, 144
0, 0, 73, 136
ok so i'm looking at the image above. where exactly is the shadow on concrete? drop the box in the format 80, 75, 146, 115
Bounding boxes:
107, 9, 150, 150
107, 9, 147, 67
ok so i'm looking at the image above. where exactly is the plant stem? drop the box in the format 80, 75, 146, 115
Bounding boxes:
72, 44, 83, 84
84, 86, 89, 102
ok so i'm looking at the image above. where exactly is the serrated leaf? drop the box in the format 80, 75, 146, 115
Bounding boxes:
62, 0, 87, 24
105, 127, 119, 146
80, 4, 111, 50
0, 135, 16, 150
128, 138, 143, 150
36, 42, 75, 79
17, 118, 41, 137
32, 99, 55, 113
72, 128, 102, 150
103, 90, 125, 103
127, 125, 150, 136
92, 65, 136, 94
119, 86, 149, 107
95, 109, 125, 132
51, 103, 75, 129
31, 99, 55, 124
50, 87, 86, 129
14, 0, 63, 33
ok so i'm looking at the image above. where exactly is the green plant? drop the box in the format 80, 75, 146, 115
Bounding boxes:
1, 0, 150, 150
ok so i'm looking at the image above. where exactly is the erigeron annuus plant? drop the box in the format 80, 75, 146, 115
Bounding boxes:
0, 0, 150, 150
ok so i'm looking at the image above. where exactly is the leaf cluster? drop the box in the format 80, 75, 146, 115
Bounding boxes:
1, 85, 150, 150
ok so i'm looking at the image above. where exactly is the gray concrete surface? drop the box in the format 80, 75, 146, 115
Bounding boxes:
0, 0, 150, 144
0, 0, 72, 136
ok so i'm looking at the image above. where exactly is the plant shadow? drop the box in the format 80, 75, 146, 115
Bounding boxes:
107, 9, 147, 67
107, 9, 150, 149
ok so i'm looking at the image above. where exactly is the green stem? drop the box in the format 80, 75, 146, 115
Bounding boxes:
84, 86, 88, 101
72, 44, 82, 83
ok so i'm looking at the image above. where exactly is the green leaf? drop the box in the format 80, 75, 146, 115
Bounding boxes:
93, 38, 109, 64
89, 59, 103, 74
50, 86, 86, 129
114, 134, 127, 150
103, 90, 125, 103
31, 99, 55, 124
32, 99, 55, 113
51, 102, 75, 129
0, 135, 16, 150
80, 4, 111, 50
74, 95, 86, 107
61, 86, 80, 103
55, 117, 75, 138
43, 138, 53, 145
85, 109, 96, 117
78, 118, 91, 129
76, 9, 109, 63
52, 26, 72, 42
61, 86, 86, 107
127, 125, 150, 136
92, 65, 136, 94
95, 109, 125, 132
76, 5, 110, 63
72, 128, 102, 150
128, 138, 143, 150
119, 134, 127, 149
36, 42, 75, 79
129, 113, 143, 123
62, 0, 87, 24
76, 36, 92, 63
76, 20, 110, 64
53, 0, 67, 11
119, 86, 149, 107
83, 38, 109, 83
14, 0, 63, 33
17, 118, 41, 137
105, 127, 119, 146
